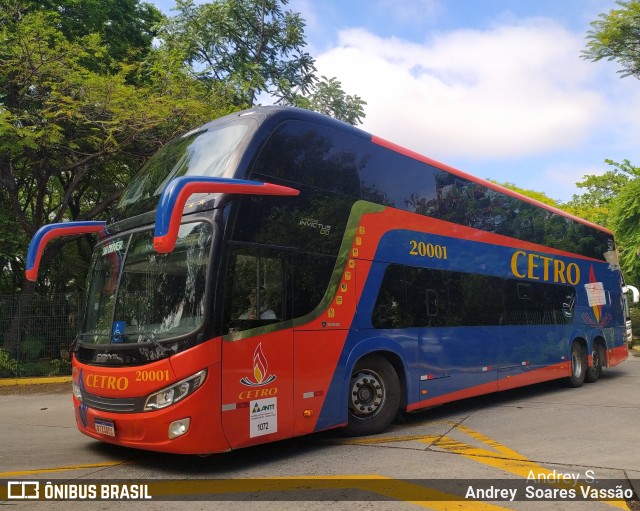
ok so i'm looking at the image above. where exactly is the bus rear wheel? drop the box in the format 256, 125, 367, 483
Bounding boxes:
344, 355, 400, 437
568, 342, 587, 388
585, 343, 605, 383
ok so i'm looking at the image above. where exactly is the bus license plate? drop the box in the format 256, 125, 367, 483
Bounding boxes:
94, 419, 115, 437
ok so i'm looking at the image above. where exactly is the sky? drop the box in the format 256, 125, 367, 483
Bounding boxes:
149, 0, 640, 203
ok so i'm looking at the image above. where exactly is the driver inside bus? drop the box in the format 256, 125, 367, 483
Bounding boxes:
239, 287, 276, 320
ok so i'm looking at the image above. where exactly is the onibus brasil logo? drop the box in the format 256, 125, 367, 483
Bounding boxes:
240, 343, 277, 387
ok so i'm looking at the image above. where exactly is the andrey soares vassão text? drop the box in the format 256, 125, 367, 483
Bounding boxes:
465, 470, 634, 502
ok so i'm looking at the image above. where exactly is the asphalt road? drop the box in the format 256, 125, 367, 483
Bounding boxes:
2, 355, 640, 511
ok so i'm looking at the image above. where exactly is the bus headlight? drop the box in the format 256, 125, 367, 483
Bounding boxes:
144, 369, 207, 411
72, 379, 83, 403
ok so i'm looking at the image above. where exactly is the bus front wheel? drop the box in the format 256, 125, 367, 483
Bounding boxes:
344, 355, 400, 436
568, 342, 587, 388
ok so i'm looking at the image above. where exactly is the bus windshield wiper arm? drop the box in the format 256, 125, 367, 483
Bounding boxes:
129, 331, 175, 357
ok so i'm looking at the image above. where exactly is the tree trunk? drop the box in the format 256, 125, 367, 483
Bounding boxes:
2, 278, 36, 357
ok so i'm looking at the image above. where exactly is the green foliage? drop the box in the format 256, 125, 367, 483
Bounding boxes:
563, 160, 638, 227
28, 0, 164, 63
158, 0, 366, 124
0, 4, 227, 297
20, 336, 46, 362
583, 0, 640, 79
562, 160, 640, 285
630, 307, 640, 342
160, 0, 316, 106
290, 76, 367, 125
0, 349, 18, 378
610, 177, 640, 283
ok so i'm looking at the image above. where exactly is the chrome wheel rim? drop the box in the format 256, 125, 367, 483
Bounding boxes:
349, 369, 386, 418
572, 350, 583, 378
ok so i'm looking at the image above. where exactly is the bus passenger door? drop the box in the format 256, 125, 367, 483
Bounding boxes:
291, 253, 356, 436
219, 252, 294, 449
221, 330, 293, 449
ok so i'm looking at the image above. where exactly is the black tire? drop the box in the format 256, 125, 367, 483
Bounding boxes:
568, 342, 587, 388
343, 355, 400, 437
585, 343, 605, 383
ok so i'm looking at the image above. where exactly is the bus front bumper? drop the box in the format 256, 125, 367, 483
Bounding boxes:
73, 362, 229, 454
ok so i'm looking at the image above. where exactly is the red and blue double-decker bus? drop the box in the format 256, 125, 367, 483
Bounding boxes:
27, 106, 637, 454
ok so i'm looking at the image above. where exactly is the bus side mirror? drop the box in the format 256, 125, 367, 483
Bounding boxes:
623, 285, 640, 303
25, 221, 107, 281
153, 176, 299, 253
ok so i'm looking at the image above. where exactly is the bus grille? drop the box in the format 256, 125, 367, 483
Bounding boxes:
82, 392, 144, 413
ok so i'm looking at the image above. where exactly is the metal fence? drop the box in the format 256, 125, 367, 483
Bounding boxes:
0, 293, 80, 378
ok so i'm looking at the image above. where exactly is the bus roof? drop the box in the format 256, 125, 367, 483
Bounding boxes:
234, 106, 612, 236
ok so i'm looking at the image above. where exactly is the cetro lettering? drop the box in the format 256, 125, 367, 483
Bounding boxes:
85, 374, 129, 391
510, 250, 580, 285
238, 387, 278, 400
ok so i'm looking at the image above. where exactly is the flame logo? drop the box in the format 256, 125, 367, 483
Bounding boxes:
253, 344, 268, 384
589, 266, 602, 323
583, 265, 611, 328
240, 343, 277, 387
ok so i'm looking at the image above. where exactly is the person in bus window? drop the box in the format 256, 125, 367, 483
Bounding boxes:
239, 287, 276, 320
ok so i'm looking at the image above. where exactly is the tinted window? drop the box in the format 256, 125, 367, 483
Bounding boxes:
503, 279, 575, 325
231, 188, 353, 256
433, 172, 612, 260
372, 264, 575, 329
251, 118, 611, 260
359, 148, 437, 211
251, 120, 362, 197
223, 246, 335, 334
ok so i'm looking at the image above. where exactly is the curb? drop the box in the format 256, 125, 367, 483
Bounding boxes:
0, 376, 71, 387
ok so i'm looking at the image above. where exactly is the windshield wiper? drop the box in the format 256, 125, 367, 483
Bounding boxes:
128, 331, 175, 358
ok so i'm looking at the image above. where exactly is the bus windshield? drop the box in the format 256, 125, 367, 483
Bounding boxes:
116, 119, 255, 218
81, 222, 212, 346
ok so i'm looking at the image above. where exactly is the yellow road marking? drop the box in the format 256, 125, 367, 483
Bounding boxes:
0, 461, 130, 477
3, 421, 629, 510
147, 475, 511, 510
423, 422, 628, 510
342, 421, 630, 510
341, 433, 441, 445
0, 376, 71, 387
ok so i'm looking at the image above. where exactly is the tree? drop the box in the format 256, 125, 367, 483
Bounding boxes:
583, 0, 640, 79
562, 160, 640, 286
608, 162, 640, 285
159, 0, 366, 124
22, 0, 164, 63
290, 76, 366, 126
582, 1, 640, 298
0, 4, 227, 351
160, 0, 316, 105
563, 160, 635, 227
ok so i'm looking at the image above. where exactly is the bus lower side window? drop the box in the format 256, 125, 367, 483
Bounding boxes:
224, 251, 284, 332
503, 280, 575, 325
223, 249, 336, 333
372, 264, 574, 329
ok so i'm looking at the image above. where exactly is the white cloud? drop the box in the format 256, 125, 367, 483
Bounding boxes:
314, 20, 608, 161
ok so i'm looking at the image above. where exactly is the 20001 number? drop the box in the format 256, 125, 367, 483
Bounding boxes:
409, 241, 448, 259
136, 370, 170, 382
